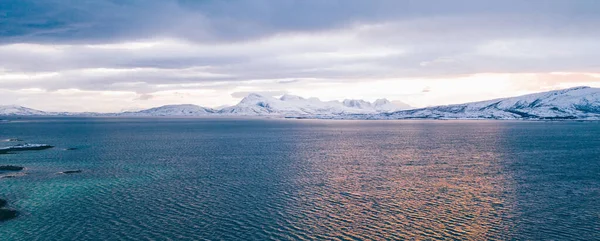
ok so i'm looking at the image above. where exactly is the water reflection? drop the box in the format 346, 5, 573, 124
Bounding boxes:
286, 121, 517, 240
1, 119, 599, 240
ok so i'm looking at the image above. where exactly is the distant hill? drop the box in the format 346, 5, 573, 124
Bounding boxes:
0, 105, 50, 116
118, 104, 216, 116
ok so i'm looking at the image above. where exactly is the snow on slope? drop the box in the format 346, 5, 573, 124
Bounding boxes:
0, 105, 49, 116
119, 104, 216, 116
373, 99, 400, 112
6, 87, 599, 120
219, 94, 403, 116
1, 93, 405, 117
372, 86, 600, 120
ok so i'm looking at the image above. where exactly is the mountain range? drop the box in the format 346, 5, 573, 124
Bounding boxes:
2, 87, 600, 120
0, 94, 406, 117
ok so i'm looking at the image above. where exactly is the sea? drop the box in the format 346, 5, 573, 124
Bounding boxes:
0, 117, 599, 240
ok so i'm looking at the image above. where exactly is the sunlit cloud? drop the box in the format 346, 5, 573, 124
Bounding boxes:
1, 0, 599, 111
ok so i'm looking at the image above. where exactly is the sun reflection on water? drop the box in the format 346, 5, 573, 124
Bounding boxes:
284, 121, 516, 240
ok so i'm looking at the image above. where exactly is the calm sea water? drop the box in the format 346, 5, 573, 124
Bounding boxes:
0, 118, 599, 240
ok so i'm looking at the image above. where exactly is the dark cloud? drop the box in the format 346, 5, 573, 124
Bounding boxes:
0, 0, 194, 43
2, 0, 600, 44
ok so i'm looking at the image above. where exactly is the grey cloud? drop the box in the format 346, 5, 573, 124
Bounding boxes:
230, 90, 289, 98
135, 94, 155, 101
1, 0, 600, 97
2, 0, 600, 44
0, 0, 205, 44
277, 79, 300, 84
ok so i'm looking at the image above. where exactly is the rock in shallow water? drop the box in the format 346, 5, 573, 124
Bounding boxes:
60, 170, 83, 174
0, 209, 18, 222
0, 144, 54, 154
0, 165, 24, 171
0, 199, 18, 222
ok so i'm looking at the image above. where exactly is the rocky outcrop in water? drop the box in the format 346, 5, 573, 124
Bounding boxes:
0, 144, 53, 154
0, 166, 24, 171
0, 165, 25, 179
60, 170, 83, 174
0, 209, 18, 221
0, 199, 18, 222
0, 141, 53, 223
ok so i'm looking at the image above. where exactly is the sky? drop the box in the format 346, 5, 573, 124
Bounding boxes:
1, 0, 600, 112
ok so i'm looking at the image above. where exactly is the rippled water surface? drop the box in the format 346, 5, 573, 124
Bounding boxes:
0, 118, 599, 240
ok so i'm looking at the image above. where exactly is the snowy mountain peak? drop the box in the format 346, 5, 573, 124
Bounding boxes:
342, 99, 372, 109
280, 94, 305, 101
218, 94, 403, 116
245, 93, 265, 98
372, 99, 399, 112
374, 99, 391, 106
239, 93, 268, 103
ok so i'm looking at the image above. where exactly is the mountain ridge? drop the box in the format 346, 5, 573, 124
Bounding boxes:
0, 93, 408, 117
2, 87, 600, 120
368, 86, 600, 120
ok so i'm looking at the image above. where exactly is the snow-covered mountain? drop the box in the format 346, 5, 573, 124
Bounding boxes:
119, 104, 216, 116
0, 93, 405, 117
4, 87, 599, 120
219, 94, 404, 116
341, 99, 398, 112
372, 86, 600, 120
0, 105, 50, 116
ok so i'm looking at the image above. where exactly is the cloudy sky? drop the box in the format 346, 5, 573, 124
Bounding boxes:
1, 0, 600, 112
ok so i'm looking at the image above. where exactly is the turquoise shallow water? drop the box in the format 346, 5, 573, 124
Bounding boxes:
0, 118, 599, 240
